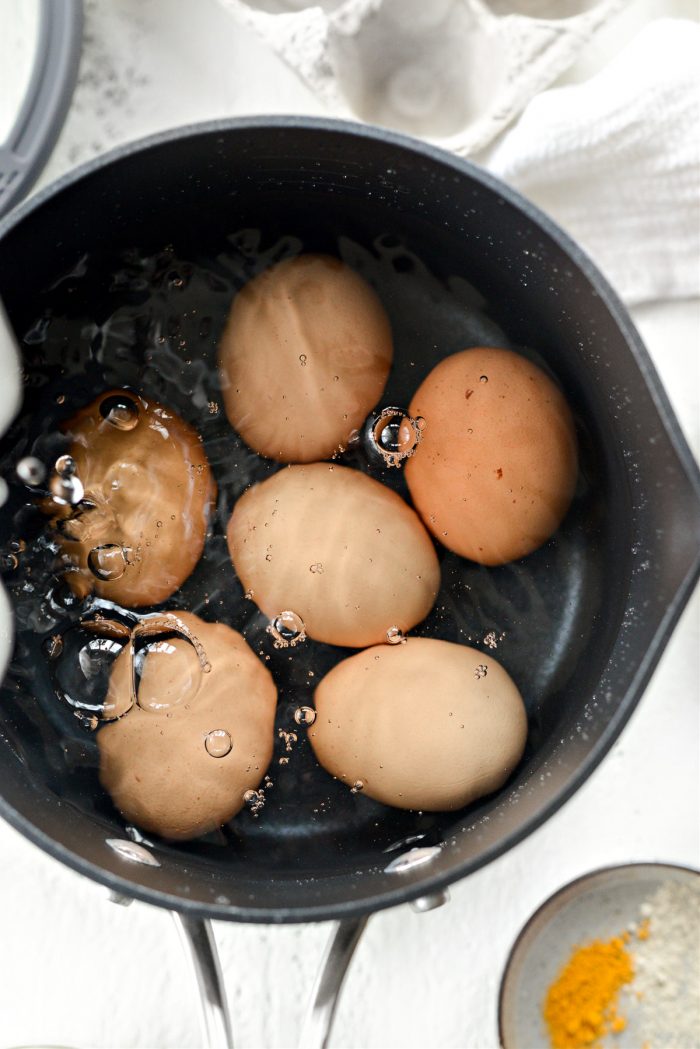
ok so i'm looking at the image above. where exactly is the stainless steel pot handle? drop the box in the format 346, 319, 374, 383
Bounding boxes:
299, 917, 369, 1049
172, 914, 234, 1049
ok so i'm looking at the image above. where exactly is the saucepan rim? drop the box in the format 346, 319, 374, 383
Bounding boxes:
0, 116, 698, 923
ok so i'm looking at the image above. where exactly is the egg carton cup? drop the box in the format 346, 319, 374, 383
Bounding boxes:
218, 0, 624, 154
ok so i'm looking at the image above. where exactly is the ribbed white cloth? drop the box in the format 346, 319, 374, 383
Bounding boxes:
485, 19, 700, 305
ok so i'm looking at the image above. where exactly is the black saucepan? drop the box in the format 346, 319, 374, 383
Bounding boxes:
0, 118, 698, 935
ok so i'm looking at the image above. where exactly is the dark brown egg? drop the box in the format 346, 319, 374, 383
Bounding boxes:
98, 612, 277, 840
51, 390, 215, 606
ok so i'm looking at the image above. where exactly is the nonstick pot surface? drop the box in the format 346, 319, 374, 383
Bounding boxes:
0, 119, 698, 922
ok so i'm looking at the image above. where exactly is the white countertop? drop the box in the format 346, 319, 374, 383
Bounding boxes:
0, 2, 698, 1047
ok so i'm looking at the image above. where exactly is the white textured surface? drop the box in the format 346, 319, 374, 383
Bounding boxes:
0, 2, 698, 1047
217, 0, 625, 152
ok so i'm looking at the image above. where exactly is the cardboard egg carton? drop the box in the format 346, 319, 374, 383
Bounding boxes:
218, 0, 623, 154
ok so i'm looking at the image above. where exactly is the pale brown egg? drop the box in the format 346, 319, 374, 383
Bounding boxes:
50, 390, 215, 606
98, 611, 277, 840
405, 348, 578, 565
227, 463, 440, 648
310, 638, 527, 811
218, 254, 393, 462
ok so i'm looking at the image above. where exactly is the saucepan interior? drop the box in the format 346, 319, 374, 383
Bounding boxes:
0, 119, 697, 922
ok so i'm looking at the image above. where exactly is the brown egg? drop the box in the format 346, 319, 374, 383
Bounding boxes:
405, 348, 578, 565
227, 463, 440, 648
98, 611, 277, 840
310, 638, 527, 811
218, 254, 393, 462
50, 390, 215, 606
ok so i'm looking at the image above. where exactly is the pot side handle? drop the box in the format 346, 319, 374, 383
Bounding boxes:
299, 916, 369, 1049
172, 913, 235, 1049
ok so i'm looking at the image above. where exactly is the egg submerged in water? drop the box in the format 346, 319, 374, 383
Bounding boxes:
48, 390, 215, 606
310, 637, 527, 811
218, 254, 393, 462
405, 347, 578, 565
227, 462, 440, 648
98, 612, 277, 841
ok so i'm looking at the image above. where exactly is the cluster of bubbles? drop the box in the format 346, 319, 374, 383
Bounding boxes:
474, 664, 488, 680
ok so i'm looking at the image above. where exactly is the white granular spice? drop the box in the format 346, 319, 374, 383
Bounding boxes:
632, 880, 700, 1048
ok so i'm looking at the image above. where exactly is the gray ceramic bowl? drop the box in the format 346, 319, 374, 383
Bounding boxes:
498, 862, 700, 1048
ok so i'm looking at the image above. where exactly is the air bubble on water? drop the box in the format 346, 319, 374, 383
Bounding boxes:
1, 552, 18, 571
299, 354, 307, 366
205, 729, 232, 758
244, 588, 254, 600
367, 407, 424, 468
475, 664, 488, 679
350, 780, 364, 794
16, 456, 45, 486
49, 473, 84, 506
130, 615, 210, 712
309, 562, 324, 574
267, 610, 306, 649
88, 544, 128, 581
55, 455, 76, 477
294, 706, 316, 726
479, 375, 488, 384
99, 392, 140, 430
386, 626, 405, 645
51, 628, 132, 722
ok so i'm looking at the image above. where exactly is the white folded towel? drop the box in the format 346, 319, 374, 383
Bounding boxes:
484, 19, 700, 306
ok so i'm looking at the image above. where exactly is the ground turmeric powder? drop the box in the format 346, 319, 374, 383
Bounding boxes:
543, 934, 634, 1048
